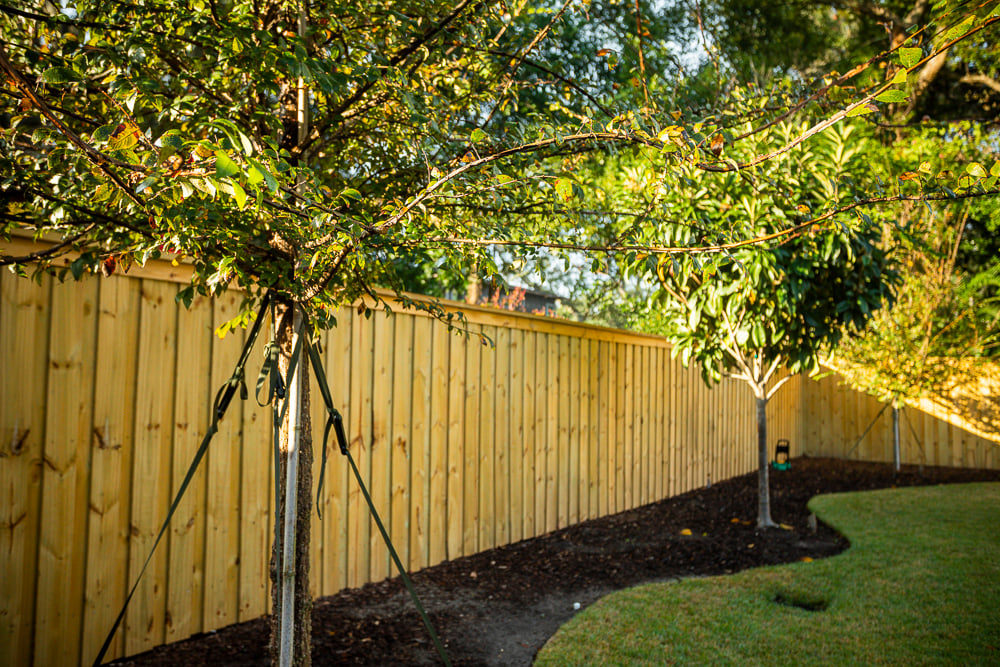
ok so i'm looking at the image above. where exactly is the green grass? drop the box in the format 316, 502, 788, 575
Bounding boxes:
535, 483, 1000, 666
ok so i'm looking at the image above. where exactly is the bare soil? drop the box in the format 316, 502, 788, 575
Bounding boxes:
110, 457, 1000, 666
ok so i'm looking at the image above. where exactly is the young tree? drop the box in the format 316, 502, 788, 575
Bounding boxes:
699, 0, 1000, 459
615, 121, 901, 527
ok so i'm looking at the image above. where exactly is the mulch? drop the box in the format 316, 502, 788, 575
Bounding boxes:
111, 456, 1000, 666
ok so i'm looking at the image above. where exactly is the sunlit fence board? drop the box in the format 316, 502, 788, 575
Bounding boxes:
3, 265, 996, 666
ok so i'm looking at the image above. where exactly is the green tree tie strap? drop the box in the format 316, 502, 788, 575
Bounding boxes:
303, 323, 452, 666
343, 445, 453, 667
91, 290, 273, 666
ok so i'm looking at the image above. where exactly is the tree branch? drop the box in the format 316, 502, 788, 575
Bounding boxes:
0, 223, 98, 266
0, 45, 146, 208
959, 73, 1000, 94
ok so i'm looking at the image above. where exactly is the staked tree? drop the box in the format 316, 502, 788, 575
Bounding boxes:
616, 121, 902, 528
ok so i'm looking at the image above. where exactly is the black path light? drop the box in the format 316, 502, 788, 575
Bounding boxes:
773, 439, 791, 470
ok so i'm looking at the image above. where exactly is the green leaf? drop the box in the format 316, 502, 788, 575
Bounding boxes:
687, 306, 700, 330
555, 178, 574, 201
470, 128, 487, 142
898, 47, 922, 69
231, 181, 247, 209
92, 124, 117, 144
156, 130, 185, 150
891, 68, 908, 85
875, 89, 907, 104
247, 158, 277, 193
965, 162, 987, 178
39, 67, 84, 84
340, 187, 362, 201
247, 164, 263, 188
214, 150, 240, 179
944, 16, 975, 42
135, 176, 157, 194
108, 124, 141, 151
238, 131, 254, 156
847, 103, 877, 117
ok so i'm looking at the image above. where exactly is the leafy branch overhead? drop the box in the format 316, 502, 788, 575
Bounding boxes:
1, 0, 999, 332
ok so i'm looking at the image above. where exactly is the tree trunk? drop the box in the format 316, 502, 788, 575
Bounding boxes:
269, 303, 313, 666
465, 267, 482, 305
756, 395, 777, 529
892, 400, 901, 474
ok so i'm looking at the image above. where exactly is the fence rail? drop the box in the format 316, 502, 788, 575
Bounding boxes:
1, 265, 995, 666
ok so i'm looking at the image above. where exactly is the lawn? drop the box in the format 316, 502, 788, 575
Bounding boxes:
534, 482, 1000, 666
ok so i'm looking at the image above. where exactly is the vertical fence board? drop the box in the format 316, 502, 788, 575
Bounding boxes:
580, 339, 598, 520
508, 329, 524, 544
479, 325, 496, 550
544, 335, 558, 533
521, 331, 537, 541
410, 316, 432, 571
348, 310, 373, 587
654, 348, 665, 499
34, 279, 97, 667
463, 325, 481, 555
125, 281, 177, 654
613, 343, 625, 512
239, 317, 273, 620
494, 326, 510, 547
446, 328, 465, 560
586, 339, 599, 519
326, 313, 353, 591
0, 275, 49, 667
428, 322, 449, 566
81, 279, 139, 662
567, 337, 580, 526
666, 355, 678, 498
164, 294, 212, 644
203, 292, 243, 633
370, 313, 394, 582
306, 328, 327, 600
390, 316, 414, 572
596, 341, 609, 517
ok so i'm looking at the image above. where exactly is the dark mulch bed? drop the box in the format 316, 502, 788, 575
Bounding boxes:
111, 457, 1000, 666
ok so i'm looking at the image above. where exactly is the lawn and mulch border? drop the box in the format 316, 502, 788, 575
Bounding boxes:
536, 481, 1000, 666
111, 457, 1000, 666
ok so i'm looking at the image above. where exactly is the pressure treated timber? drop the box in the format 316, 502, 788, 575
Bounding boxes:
2, 264, 997, 666
428, 321, 449, 568
462, 325, 481, 556
203, 292, 243, 633
0, 274, 49, 667
347, 309, 374, 589
409, 316, 432, 571
369, 312, 394, 583
507, 328, 524, 545
445, 325, 465, 561
165, 293, 212, 644
34, 279, 97, 667
494, 325, 511, 548
390, 315, 414, 572
478, 324, 496, 550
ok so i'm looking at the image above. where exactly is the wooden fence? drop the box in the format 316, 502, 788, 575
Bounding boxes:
1, 264, 996, 666
771, 371, 998, 470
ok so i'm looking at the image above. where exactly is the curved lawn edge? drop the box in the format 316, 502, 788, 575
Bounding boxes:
534, 483, 1000, 666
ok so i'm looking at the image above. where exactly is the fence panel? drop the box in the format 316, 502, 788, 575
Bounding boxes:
4, 265, 997, 666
